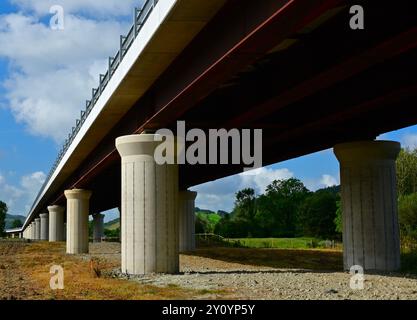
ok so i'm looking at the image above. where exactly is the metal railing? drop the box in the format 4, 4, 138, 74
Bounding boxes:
29, 0, 159, 214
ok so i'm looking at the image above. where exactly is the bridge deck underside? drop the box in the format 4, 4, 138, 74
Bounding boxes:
39, 0, 417, 214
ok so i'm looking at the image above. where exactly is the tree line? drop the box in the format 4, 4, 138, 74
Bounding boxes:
1, 148, 417, 243
207, 179, 341, 240
198, 148, 417, 243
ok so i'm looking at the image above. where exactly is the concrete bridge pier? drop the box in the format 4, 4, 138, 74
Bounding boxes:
334, 140, 401, 272
65, 189, 92, 254
48, 205, 65, 242
179, 191, 197, 252
93, 213, 105, 243
116, 134, 179, 275
40, 213, 49, 241
34, 218, 41, 240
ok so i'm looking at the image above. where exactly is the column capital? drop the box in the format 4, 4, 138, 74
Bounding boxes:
64, 189, 92, 200
116, 134, 163, 157
35, 218, 40, 222
334, 140, 401, 163
40, 213, 48, 219
48, 205, 65, 213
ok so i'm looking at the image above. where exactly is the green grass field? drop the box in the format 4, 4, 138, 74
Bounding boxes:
227, 237, 340, 249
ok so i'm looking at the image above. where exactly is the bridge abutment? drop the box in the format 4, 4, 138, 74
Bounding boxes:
93, 213, 105, 243
64, 189, 92, 254
116, 134, 179, 275
48, 205, 65, 242
40, 213, 49, 241
334, 140, 401, 272
179, 190, 197, 252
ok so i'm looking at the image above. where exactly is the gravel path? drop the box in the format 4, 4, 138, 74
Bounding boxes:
88, 243, 417, 300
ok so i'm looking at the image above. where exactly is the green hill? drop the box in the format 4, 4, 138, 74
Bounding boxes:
104, 218, 120, 230
103, 208, 229, 232
5, 214, 26, 229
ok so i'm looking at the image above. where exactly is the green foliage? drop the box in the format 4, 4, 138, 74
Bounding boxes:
255, 179, 310, 237
298, 190, 340, 239
12, 219, 23, 228
398, 193, 417, 246
195, 211, 222, 234
214, 214, 251, 238
397, 149, 417, 196
104, 227, 120, 238
334, 200, 343, 234
214, 179, 319, 239
0, 201, 7, 237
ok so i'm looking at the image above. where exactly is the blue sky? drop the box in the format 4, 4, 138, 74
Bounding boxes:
1, 1, 417, 222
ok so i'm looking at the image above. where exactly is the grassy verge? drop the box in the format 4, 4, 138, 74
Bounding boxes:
225, 237, 342, 250
401, 250, 417, 275
0, 242, 230, 300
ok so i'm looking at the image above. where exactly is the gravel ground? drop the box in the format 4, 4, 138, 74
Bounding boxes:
88, 242, 417, 300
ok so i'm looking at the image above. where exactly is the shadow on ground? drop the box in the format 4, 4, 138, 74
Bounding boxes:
184, 247, 344, 272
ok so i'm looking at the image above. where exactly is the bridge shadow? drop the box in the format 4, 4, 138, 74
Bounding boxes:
183, 247, 344, 273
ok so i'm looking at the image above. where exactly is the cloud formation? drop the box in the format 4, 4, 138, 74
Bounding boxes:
10, 0, 141, 17
0, 3, 136, 143
0, 171, 45, 215
191, 166, 339, 212
401, 134, 417, 150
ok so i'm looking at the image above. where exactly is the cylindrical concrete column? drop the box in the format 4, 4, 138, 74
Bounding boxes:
93, 213, 105, 243
334, 140, 401, 272
40, 213, 49, 241
48, 206, 65, 242
116, 134, 179, 275
179, 191, 197, 252
64, 189, 92, 254
34, 218, 41, 240
30, 223, 35, 240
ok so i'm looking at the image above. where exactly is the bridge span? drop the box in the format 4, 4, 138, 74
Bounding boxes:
6, 0, 417, 274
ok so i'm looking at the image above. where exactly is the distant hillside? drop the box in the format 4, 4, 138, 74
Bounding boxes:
5, 214, 26, 229
195, 207, 230, 217
103, 208, 229, 231
104, 218, 120, 230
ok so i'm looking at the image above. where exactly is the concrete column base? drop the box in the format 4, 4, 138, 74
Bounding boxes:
116, 134, 179, 275
65, 189, 92, 254
334, 140, 401, 272
179, 191, 197, 252
48, 206, 65, 242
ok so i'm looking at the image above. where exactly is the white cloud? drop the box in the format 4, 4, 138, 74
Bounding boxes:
191, 166, 295, 212
401, 134, 417, 150
0, 9, 134, 142
239, 167, 294, 194
320, 174, 338, 188
191, 168, 340, 212
0, 171, 45, 216
10, 0, 141, 17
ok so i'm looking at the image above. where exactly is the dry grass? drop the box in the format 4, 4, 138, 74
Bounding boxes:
0, 241, 225, 300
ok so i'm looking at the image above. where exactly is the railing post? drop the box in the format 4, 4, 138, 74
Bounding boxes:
108, 57, 113, 77
134, 8, 139, 37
